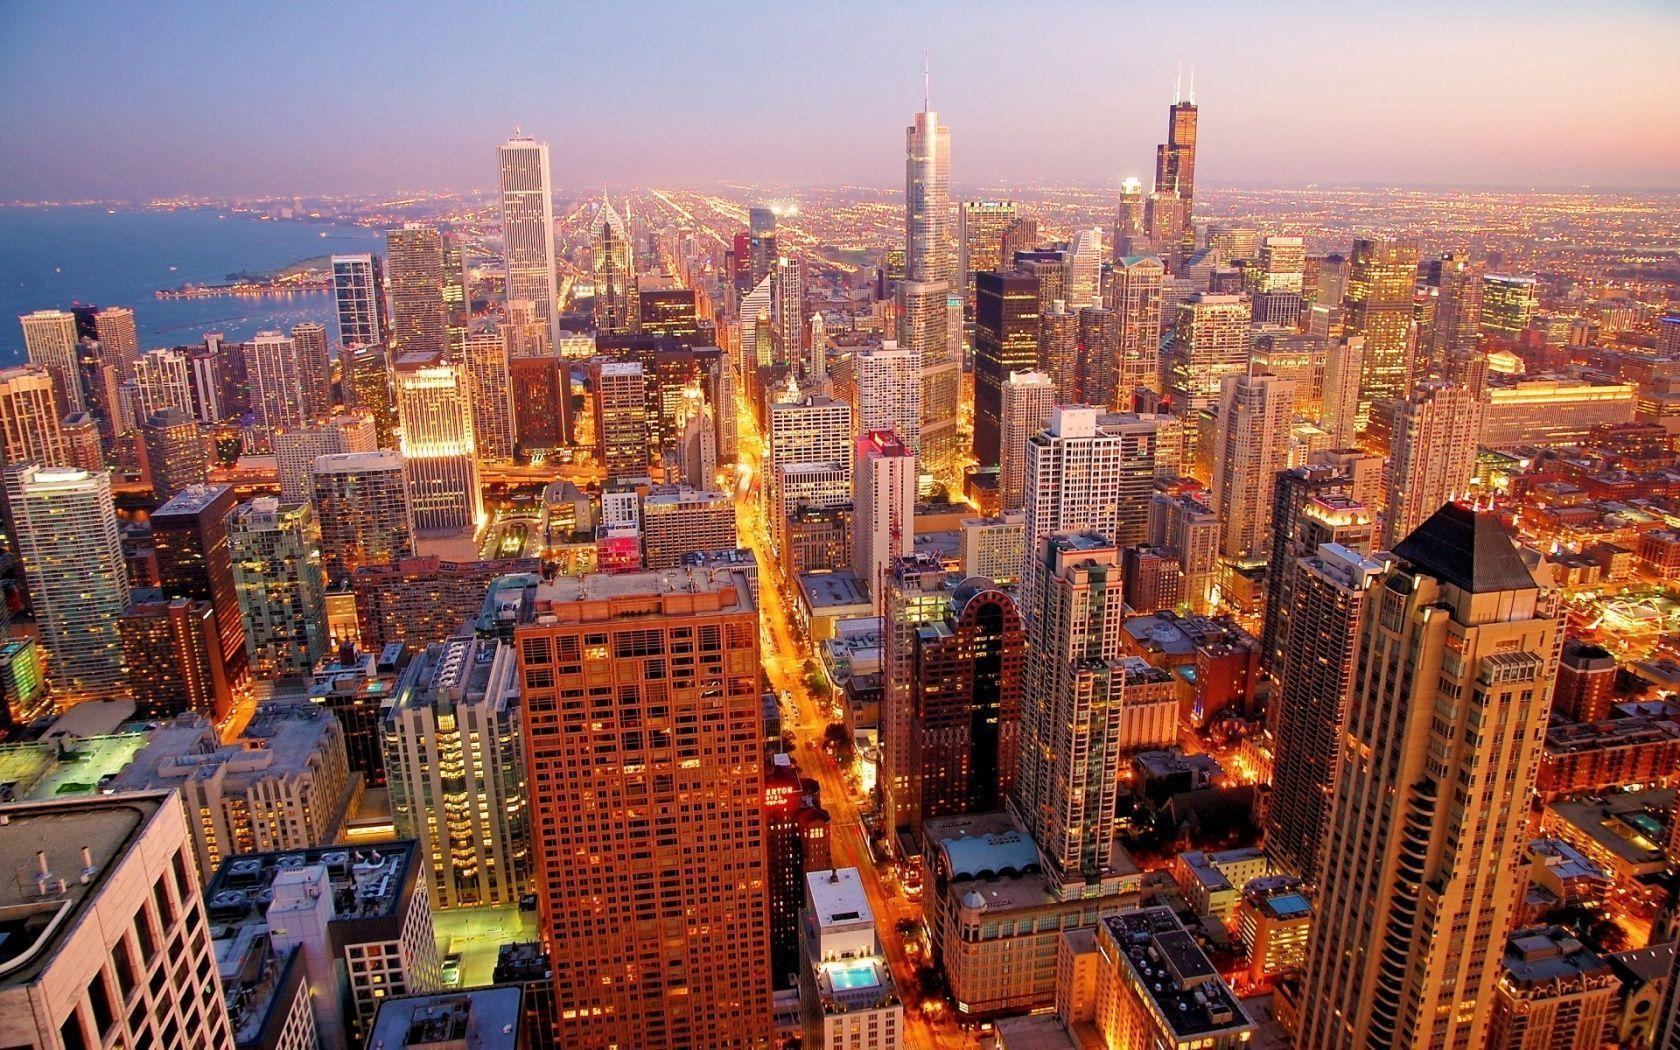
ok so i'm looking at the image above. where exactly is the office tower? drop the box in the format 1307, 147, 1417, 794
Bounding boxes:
592, 360, 649, 480
111, 701, 352, 875
1152, 88, 1199, 256
808, 313, 828, 381
332, 253, 387, 349
637, 279, 699, 341
385, 635, 529, 909
592, 200, 635, 333
508, 356, 568, 451
497, 135, 560, 348
748, 206, 778, 287
1321, 336, 1364, 446
1023, 407, 1160, 590
515, 565, 770, 1047
1211, 372, 1296, 559
772, 255, 806, 364
1382, 380, 1481, 548
245, 330, 306, 445
120, 598, 229, 718
1039, 300, 1079, 400
11, 465, 128, 699
290, 320, 334, 420
880, 552, 951, 835
798, 869, 905, 1050
1112, 177, 1147, 257
204, 841, 441, 1048
1257, 236, 1306, 294
739, 274, 774, 368
311, 450, 416, 579
906, 95, 951, 287
274, 410, 379, 503
385, 223, 449, 355
766, 394, 853, 555
0, 365, 69, 467
59, 412, 100, 471
1263, 542, 1385, 881
1295, 505, 1559, 1049
393, 352, 481, 532
1552, 638, 1617, 722
187, 341, 225, 422
852, 341, 923, 453
1076, 305, 1118, 407
91, 305, 139, 383
958, 199, 1017, 313
899, 279, 959, 473
132, 347, 194, 420
999, 371, 1055, 510
18, 309, 84, 415
150, 483, 247, 690
140, 407, 207, 499
642, 486, 736, 569
680, 408, 718, 487
904, 93, 957, 475
229, 497, 327, 677
1014, 533, 1132, 891
350, 557, 537, 651
971, 270, 1041, 467
1061, 229, 1101, 310
462, 331, 516, 464
1107, 255, 1165, 406
1167, 293, 1252, 412
1093, 908, 1254, 1049
0, 794, 238, 1050
1345, 237, 1420, 416
1260, 462, 1378, 670
854, 430, 917, 598
1429, 253, 1483, 365
906, 581, 1025, 837
767, 758, 832, 992
1481, 273, 1540, 338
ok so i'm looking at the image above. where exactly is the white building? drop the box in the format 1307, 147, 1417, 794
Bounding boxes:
393, 352, 482, 533
1022, 407, 1159, 595
133, 347, 196, 420
999, 371, 1055, 510
799, 868, 903, 1049
497, 134, 560, 352
853, 341, 923, 455
18, 308, 84, 415
1211, 371, 1296, 559
854, 431, 917, 600
274, 411, 379, 504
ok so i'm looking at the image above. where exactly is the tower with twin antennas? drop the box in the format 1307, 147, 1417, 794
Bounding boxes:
1148, 61, 1200, 264
901, 48, 959, 476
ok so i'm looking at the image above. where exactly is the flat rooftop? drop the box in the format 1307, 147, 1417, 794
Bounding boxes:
526, 564, 756, 613
366, 988, 523, 1050
1104, 907, 1253, 1039
206, 841, 420, 925
798, 570, 870, 610
807, 868, 873, 929
1503, 926, 1611, 986
0, 731, 151, 802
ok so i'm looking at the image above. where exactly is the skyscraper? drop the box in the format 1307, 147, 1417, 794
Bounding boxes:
1064, 227, 1104, 307
462, 331, 516, 464
1480, 273, 1540, 338
246, 330, 306, 445
1320, 336, 1364, 447
291, 321, 334, 420
92, 306, 140, 383
852, 340, 923, 454
393, 352, 481, 532
592, 200, 635, 333
973, 269, 1041, 468
998, 370, 1056, 511
1167, 293, 1251, 412
0, 365, 69, 468
1345, 237, 1420, 419
1295, 505, 1559, 1049
592, 360, 650, 481
497, 134, 560, 352
904, 89, 958, 476
1112, 177, 1148, 258
10, 465, 128, 700
150, 482, 248, 694
1210, 372, 1295, 559
1106, 255, 1165, 407
958, 199, 1017, 315
310, 450, 416, 579
332, 253, 387, 349
1260, 460, 1378, 674
385, 223, 450, 356
229, 497, 328, 678
1383, 380, 1481, 549
132, 347, 195, 421
516, 565, 770, 1047
748, 206, 778, 287
1023, 407, 1160, 592
853, 430, 917, 599
771, 255, 805, 366
18, 309, 84, 415
140, 407, 208, 500
274, 411, 379, 503
1152, 89, 1199, 258
343, 343, 396, 445
1428, 253, 1484, 366
880, 552, 950, 836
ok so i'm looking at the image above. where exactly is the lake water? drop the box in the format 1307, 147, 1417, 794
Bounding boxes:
0, 205, 386, 361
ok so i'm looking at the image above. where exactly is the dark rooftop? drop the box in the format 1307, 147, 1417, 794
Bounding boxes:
1103, 907, 1253, 1039
1392, 503, 1537, 594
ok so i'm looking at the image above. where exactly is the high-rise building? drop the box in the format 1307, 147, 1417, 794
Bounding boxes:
1428, 253, 1483, 365
1112, 177, 1148, 257
766, 394, 853, 555
592, 360, 649, 480
998, 371, 1056, 511
880, 552, 951, 835
1152, 91, 1199, 256
900, 279, 959, 474
1263, 543, 1385, 881
748, 206, 778, 287
853, 430, 917, 599
1552, 638, 1617, 723
515, 565, 770, 1047
904, 95, 957, 476
1210, 372, 1295, 559
119, 596, 231, 720
1319, 335, 1365, 446
132, 347, 195, 420
1107, 255, 1166, 406
385, 635, 529, 909
1092, 908, 1254, 1049
498, 134, 560, 351
310, 450, 416, 580
0, 794, 238, 1050
229, 497, 328, 678
1023, 407, 1160, 592
1259, 461, 1378, 673
274, 410, 379, 503
1295, 505, 1559, 1049
19, 309, 85, 415
767, 757, 832, 991
958, 200, 1017, 314
906, 581, 1025, 838
462, 331, 516, 464
1345, 237, 1420, 419
332, 253, 387, 349
852, 340, 923, 454
1013, 533, 1134, 893
140, 407, 207, 499
393, 352, 481, 532
592, 200, 636, 333
351, 557, 537, 651
1481, 273, 1540, 338
772, 255, 806, 365
291, 320, 334, 420
1039, 300, 1080, 401
508, 355, 568, 451
1487, 925, 1617, 1050
386, 223, 449, 355
0, 365, 69, 468
1064, 227, 1104, 309
1382, 380, 1481, 549
91, 305, 139, 383
245, 330, 306, 446
973, 270, 1041, 468
739, 274, 774, 368
1167, 293, 1251, 412
798, 869, 905, 1050
151, 483, 248, 691
10, 465, 128, 699
641, 486, 736, 569
343, 343, 397, 446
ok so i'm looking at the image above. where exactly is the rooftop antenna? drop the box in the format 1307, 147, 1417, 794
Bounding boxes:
1188, 68, 1196, 105
923, 49, 931, 112
1175, 60, 1183, 104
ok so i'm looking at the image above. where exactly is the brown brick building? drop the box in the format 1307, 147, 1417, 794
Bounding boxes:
352, 556, 538, 649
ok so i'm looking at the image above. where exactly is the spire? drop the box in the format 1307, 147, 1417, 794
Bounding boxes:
1175, 60, 1183, 104
1188, 68, 1196, 105
923, 49, 931, 112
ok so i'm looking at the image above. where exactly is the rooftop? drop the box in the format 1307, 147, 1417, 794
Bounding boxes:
525, 564, 756, 615
206, 841, 420, 925
388, 636, 509, 720
0, 731, 151, 803
806, 868, 873, 930
151, 482, 234, 517
1502, 926, 1612, 986
1104, 907, 1253, 1039
1392, 503, 1538, 595
365, 988, 523, 1050
798, 570, 871, 610
107, 702, 342, 793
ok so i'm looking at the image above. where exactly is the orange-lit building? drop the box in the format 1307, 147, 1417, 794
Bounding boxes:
516, 565, 770, 1048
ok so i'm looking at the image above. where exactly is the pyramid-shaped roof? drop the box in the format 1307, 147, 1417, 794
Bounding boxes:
1392, 503, 1536, 594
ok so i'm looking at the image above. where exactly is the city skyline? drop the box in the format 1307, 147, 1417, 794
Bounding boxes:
2, 2, 1677, 200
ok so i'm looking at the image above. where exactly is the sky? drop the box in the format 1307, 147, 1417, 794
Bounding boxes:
2, 0, 1678, 200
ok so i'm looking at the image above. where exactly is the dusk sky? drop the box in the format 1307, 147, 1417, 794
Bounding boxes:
3, 0, 1678, 200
